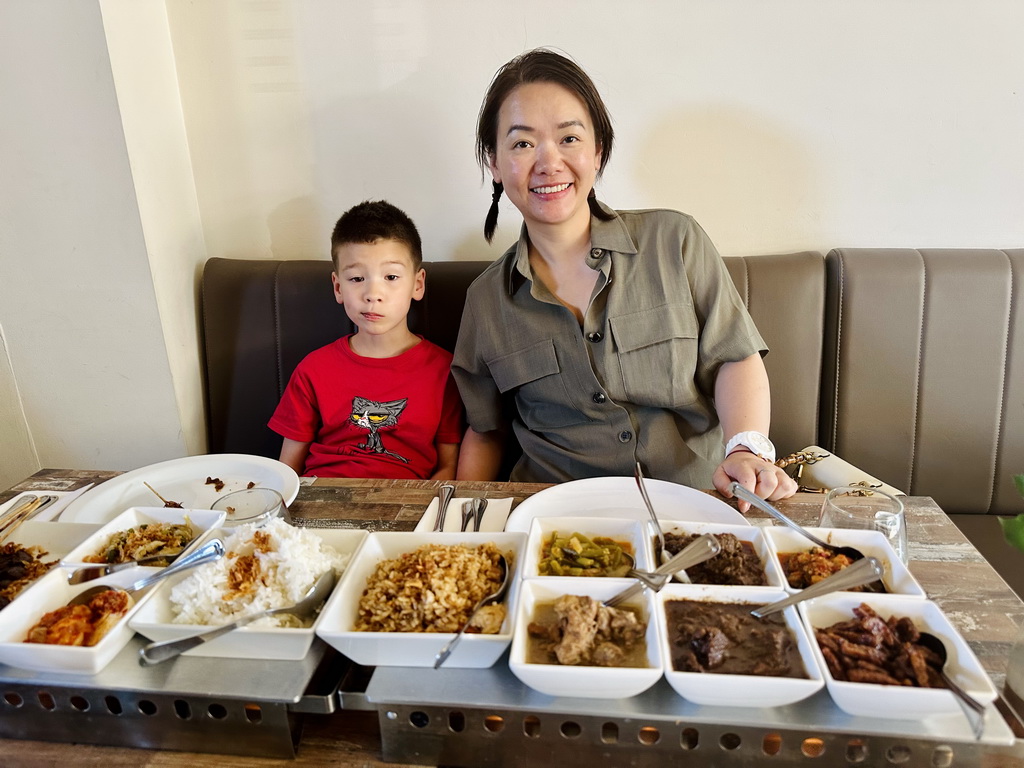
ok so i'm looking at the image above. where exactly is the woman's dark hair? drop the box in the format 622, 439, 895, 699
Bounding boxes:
476, 48, 615, 242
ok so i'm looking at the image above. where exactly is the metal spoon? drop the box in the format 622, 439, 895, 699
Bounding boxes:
750, 557, 884, 618
916, 631, 987, 739
472, 497, 487, 532
604, 534, 721, 608
138, 570, 337, 666
460, 500, 474, 532
66, 539, 225, 606
634, 462, 667, 563
66, 547, 193, 585
728, 482, 866, 562
432, 484, 455, 531
434, 554, 511, 669
561, 547, 666, 590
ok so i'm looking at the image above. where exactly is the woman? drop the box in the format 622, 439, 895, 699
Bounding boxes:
452, 48, 796, 509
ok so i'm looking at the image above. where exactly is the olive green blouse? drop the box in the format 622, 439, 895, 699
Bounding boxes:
452, 202, 766, 487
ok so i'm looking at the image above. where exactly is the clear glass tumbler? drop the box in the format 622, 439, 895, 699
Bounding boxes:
211, 487, 285, 528
819, 485, 908, 563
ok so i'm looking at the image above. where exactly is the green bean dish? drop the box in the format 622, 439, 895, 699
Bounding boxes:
538, 532, 634, 577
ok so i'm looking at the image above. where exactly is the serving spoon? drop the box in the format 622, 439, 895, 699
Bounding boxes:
915, 631, 987, 739
66, 547, 193, 585
434, 554, 511, 669
634, 462, 666, 563
728, 482, 866, 562
67, 539, 225, 606
138, 570, 337, 666
604, 534, 721, 609
432, 484, 455, 531
750, 556, 884, 618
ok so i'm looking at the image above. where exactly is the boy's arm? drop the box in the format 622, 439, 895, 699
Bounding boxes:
430, 442, 460, 481
279, 438, 312, 476
456, 428, 505, 481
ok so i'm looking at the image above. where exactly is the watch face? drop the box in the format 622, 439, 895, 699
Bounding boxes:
749, 433, 773, 453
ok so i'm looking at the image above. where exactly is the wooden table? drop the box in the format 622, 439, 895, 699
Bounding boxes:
2, 469, 1024, 767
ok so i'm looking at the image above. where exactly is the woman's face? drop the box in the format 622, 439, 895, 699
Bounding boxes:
489, 81, 602, 235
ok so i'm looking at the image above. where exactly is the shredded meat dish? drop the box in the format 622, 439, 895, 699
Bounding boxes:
663, 532, 767, 586
527, 594, 648, 667
0, 543, 58, 609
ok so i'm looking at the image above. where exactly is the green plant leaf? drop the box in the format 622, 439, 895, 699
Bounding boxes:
1000, 514, 1024, 553
1015, 474, 1024, 499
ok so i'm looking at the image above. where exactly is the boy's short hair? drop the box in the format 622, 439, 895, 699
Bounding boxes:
330, 200, 423, 271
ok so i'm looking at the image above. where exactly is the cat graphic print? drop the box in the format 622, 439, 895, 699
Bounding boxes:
349, 396, 410, 463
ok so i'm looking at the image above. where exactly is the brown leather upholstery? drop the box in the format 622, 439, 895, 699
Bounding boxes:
821, 248, 1024, 514
723, 252, 824, 458
201, 252, 825, 468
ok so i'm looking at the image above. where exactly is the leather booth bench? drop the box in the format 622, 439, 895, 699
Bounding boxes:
201, 248, 1024, 593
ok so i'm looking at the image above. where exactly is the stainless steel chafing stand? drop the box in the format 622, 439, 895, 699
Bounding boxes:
366, 653, 1024, 768
0, 637, 366, 759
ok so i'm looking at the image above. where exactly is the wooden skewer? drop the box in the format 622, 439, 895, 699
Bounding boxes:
144, 481, 171, 504
143, 482, 183, 508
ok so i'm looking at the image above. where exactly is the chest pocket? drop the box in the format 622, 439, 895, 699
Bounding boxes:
487, 339, 589, 431
610, 305, 701, 408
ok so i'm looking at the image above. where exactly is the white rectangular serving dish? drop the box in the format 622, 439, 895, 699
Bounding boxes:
509, 577, 663, 699
129, 527, 366, 660
523, 516, 653, 578
658, 584, 824, 707
763, 527, 926, 597
60, 506, 226, 568
659, 521, 786, 588
800, 593, 997, 719
316, 531, 525, 668
0, 567, 155, 674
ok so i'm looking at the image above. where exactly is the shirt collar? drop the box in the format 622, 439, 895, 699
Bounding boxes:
504, 199, 638, 295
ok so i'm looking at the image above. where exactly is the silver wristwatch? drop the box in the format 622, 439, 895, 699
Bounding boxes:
725, 431, 776, 463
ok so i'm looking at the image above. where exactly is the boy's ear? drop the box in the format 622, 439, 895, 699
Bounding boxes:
412, 268, 426, 301
331, 272, 344, 305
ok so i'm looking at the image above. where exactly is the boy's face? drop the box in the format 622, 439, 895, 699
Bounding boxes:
331, 238, 425, 341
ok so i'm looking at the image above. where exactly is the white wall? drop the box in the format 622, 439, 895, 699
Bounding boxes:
2, 0, 1023, 481
0, 0, 186, 481
167, 0, 1024, 264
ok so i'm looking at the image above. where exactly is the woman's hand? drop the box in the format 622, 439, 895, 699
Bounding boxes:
713, 450, 798, 513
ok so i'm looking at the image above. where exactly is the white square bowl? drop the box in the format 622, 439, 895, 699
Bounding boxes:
316, 531, 525, 668
508, 578, 663, 699
659, 521, 785, 588
129, 527, 366, 660
800, 593, 997, 718
60, 506, 226, 568
523, 516, 653, 578
658, 584, 824, 707
0, 567, 156, 674
763, 527, 926, 597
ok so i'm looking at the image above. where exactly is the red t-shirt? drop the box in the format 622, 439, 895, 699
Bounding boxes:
268, 336, 463, 479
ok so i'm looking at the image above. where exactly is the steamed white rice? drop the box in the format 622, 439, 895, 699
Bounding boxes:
169, 518, 348, 628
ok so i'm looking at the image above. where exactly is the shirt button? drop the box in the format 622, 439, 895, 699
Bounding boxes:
592, 392, 607, 404
587, 331, 604, 343
589, 248, 602, 258
618, 430, 633, 443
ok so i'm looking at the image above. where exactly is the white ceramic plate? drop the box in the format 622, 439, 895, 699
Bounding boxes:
60, 454, 300, 524
504, 477, 747, 533
60, 507, 225, 568
316, 531, 525, 668
658, 584, 824, 707
130, 528, 366, 661
509, 578, 664, 699
800, 593, 997, 719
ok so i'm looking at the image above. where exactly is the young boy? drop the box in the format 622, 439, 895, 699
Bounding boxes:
268, 201, 463, 479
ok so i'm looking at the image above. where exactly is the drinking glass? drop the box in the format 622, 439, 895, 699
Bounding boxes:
819, 486, 907, 563
212, 487, 285, 528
